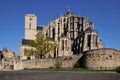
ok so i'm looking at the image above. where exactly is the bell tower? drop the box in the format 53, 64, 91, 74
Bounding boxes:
25, 14, 37, 40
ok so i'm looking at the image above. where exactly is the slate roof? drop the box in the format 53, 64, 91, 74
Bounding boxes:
37, 26, 43, 30
21, 39, 34, 45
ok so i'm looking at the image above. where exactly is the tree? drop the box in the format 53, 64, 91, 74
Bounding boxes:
25, 49, 35, 59
26, 33, 57, 58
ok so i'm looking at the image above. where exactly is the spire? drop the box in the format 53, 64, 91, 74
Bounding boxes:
68, 5, 70, 11
78, 13, 80, 17
68, 8, 70, 12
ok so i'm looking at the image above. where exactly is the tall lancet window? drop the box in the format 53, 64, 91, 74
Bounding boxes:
29, 23, 31, 29
87, 35, 91, 47
65, 40, 67, 50
62, 40, 64, 50
93, 35, 97, 46
95, 36, 98, 46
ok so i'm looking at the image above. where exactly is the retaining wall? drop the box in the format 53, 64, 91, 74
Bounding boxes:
14, 54, 82, 70
82, 48, 120, 70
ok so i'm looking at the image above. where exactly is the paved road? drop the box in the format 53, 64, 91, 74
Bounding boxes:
0, 71, 120, 80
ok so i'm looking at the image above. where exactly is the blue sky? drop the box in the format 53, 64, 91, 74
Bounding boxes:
0, 0, 120, 55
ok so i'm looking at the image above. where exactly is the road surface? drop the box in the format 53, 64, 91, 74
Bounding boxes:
0, 71, 120, 80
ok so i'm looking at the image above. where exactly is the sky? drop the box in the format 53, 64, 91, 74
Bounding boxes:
0, 0, 120, 55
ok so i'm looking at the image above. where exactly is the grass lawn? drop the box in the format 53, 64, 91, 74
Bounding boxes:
24, 68, 119, 72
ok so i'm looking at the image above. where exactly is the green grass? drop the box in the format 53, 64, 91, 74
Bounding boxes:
24, 68, 117, 72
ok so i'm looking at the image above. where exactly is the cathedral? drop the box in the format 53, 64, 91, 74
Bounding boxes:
20, 10, 104, 59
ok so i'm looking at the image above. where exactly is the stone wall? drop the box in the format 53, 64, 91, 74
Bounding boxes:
14, 48, 120, 70
0, 65, 3, 70
82, 48, 120, 70
14, 54, 82, 70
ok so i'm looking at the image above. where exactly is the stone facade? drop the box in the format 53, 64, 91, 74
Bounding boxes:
25, 14, 37, 40
20, 10, 104, 59
46, 10, 104, 56
82, 48, 120, 70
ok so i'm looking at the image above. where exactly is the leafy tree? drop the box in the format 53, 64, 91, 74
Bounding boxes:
25, 49, 34, 57
26, 33, 57, 58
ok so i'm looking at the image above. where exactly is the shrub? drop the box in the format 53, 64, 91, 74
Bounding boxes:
27, 57, 31, 60
49, 66, 54, 69
116, 67, 120, 73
